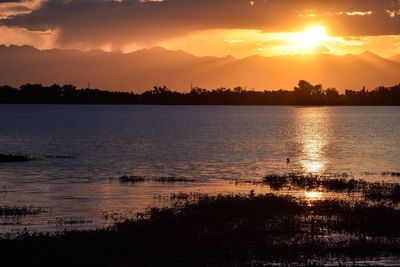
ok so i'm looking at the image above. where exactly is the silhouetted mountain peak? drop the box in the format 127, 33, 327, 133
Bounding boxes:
145, 46, 169, 53
389, 54, 400, 62
0, 45, 399, 91
132, 46, 194, 56
0, 44, 38, 52
224, 55, 235, 60
359, 51, 384, 61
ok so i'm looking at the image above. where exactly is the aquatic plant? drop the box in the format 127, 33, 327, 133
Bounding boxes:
55, 217, 91, 226
154, 176, 196, 183
118, 175, 146, 184
0, 206, 42, 216
364, 183, 400, 203
44, 155, 74, 159
0, 153, 33, 163
170, 192, 205, 201
262, 173, 367, 192
117, 175, 196, 184
262, 173, 400, 199
381, 171, 400, 177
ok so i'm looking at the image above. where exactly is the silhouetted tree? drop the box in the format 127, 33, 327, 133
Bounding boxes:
1, 81, 400, 105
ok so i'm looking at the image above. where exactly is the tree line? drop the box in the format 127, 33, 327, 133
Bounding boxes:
0, 80, 399, 105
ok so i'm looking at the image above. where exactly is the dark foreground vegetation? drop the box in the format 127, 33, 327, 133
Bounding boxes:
238, 173, 400, 204
1, 193, 399, 266
0, 153, 33, 163
1, 80, 400, 105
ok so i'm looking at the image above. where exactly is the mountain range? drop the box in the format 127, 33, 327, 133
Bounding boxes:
1, 45, 399, 92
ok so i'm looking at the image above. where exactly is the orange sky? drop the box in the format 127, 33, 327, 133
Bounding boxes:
1, 0, 400, 58
156, 28, 400, 58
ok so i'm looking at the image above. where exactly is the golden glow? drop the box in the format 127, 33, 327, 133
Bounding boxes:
157, 28, 400, 58
1, 24, 399, 59
281, 25, 342, 55
304, 191, 323, 200
296, 108, 331, 174
291, 26, 327, 51
0, 26, 57, 50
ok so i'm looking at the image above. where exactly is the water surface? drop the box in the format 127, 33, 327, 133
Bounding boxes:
0, 105, 399, 232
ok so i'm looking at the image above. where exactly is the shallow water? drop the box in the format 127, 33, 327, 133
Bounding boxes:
0, 105, 399, 232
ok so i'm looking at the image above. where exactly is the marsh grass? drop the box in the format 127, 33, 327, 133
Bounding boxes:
0, 206, 42, 217
43, 155, 74, 159
364, 183, 400, 203
260, 173, 400, 203
381, 171, 400, 177
55, 217, 92, 226
262, 173, 367, 192
0, 153, 75, 163
1, 172, 399, 266
0, 153, 33, 163
170, 192, 206, 201
0, 193, 399, 266
117, 175, 146, 184
154, 176, 197, 183
117, 175, 196, 184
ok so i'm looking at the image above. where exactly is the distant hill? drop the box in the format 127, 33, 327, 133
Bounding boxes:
0, 45, 399, 92
389, 54, 400, 63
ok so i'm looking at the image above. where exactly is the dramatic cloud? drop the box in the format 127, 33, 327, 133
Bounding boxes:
1, 0, 400, 49
0, 0, 43, 19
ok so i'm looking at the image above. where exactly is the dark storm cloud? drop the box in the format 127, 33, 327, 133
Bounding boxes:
1, 0, 400, 47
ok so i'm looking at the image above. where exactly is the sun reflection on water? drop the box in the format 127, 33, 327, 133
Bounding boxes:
295, 108, 331, 174
304, 191, 323, 200
304, 191, 323, 207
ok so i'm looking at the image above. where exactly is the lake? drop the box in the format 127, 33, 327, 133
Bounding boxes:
0, 105, 399, 233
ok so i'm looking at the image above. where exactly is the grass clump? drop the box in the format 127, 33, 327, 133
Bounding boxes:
154, 176, 196, 183
117, 175, 196, 184
0, 153, 33, 163
364, 183, 400, 203
118, 175, 146, 184
44, 155, 74, 159
381, 171, 400, 177
262, 173, 366, 192
0, 206, 42, 216
262, 173, 400, 203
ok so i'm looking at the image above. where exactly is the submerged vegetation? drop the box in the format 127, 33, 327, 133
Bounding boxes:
0, 206, 42, 217
117, 175, 196, 184
0, 153, 74, 163
0, 153, 33, 163
260, 173, 400, 203
1, 80, 400, 105
382, 171, 400, 177
0, 193, 399, 266
43, 155, 74, 159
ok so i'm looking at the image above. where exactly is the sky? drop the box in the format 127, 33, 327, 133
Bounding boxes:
1, 0, 400, 58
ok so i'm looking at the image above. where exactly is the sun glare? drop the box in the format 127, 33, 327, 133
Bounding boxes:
304, 191, 323, 200
293, 26, 327, 51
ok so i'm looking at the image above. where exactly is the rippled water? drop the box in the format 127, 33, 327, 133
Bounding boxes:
0, 105, 399, 232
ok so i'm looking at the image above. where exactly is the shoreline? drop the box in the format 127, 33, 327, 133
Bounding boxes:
1, 174, 399, 266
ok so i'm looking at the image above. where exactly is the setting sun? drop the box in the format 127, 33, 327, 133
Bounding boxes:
294, 26, 327, 50
278, 25, 331, 55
